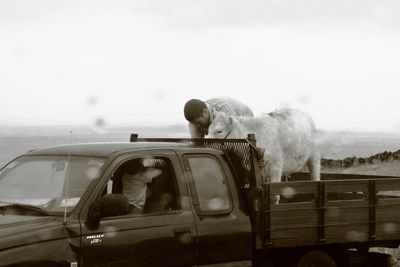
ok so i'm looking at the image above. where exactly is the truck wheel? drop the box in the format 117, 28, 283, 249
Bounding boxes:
296, 250, 337, 267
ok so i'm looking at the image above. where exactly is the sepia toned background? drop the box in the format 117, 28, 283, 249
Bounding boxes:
1, 0, 400, 263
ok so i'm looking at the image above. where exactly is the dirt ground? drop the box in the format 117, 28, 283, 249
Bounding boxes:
321, 160, 400, 177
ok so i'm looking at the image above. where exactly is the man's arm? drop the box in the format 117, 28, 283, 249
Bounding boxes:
133, 168, 162, 184
143, 168, 162, 183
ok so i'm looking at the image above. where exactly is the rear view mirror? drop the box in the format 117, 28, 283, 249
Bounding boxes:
86, 194, 130, 229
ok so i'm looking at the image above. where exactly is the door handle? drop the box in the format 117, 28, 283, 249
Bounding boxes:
173, 227, 194, 243
173, 227, 191, 236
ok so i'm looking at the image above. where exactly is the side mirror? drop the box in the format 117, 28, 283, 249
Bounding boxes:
86, 194, 130, 229
99, 194, 130, 217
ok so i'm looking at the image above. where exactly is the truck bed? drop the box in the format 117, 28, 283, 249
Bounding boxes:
262, 175, 400, 249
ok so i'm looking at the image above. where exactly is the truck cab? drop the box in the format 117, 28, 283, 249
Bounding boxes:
81, 144, 253, 266
0, 140, 253, 267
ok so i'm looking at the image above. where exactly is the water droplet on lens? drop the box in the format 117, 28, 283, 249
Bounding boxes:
104, 226, 118, 238
346, 231, 367, 242
86, 96, 98, 106
384, 223, 397, 234
85, 167, 100, 179
326, 207, 340, 218
91, 117, 108, 134
281, 187, 296, 199
207, 198, 224, 210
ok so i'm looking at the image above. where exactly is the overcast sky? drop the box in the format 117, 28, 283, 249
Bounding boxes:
1, 0, 399, 132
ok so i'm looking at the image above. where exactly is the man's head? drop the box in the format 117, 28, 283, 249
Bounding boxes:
183, 99, 210, 127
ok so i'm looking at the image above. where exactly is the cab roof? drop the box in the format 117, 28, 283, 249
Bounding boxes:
24, 142, 196, 158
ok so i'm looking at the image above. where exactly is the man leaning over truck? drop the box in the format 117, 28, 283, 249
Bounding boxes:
183, 97, 254, 138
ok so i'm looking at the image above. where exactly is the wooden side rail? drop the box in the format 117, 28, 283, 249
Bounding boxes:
262, 178, 400, 248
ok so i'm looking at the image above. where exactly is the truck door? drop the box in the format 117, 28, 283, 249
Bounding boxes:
80, 151, 198, 267
182, 153, 252, 265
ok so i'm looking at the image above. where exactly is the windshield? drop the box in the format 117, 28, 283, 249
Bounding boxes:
0, 155, 105, 214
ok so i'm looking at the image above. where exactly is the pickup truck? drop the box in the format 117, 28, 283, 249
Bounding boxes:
0, 133, 399, 267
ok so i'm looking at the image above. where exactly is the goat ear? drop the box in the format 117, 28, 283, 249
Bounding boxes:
212, 107, 219, 116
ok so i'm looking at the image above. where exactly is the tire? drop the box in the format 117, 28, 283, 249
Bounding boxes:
296, 250, 337, 267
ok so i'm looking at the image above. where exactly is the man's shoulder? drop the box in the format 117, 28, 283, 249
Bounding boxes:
206, 96, 249, 106
206, 96, 235, 103
206, 97, 233, 108
206, 97, 253, 116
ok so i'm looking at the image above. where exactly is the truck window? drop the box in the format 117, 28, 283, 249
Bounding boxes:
109, 156, 179, 215
186, 155, 232, 214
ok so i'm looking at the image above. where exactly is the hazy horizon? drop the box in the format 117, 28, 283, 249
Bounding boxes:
1, 1, 400, 132
1, 124, 400, 167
